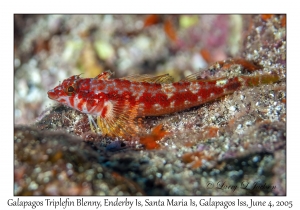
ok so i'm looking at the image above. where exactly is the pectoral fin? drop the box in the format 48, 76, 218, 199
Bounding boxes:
96, 99, 140, 138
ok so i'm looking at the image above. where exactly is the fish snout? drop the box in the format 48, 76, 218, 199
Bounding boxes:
47, 89, 59, 100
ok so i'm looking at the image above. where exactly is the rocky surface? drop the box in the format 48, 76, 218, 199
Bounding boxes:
14, 14, 286, 195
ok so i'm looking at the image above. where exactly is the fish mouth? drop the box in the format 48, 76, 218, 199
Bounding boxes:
47, 89, 58, 100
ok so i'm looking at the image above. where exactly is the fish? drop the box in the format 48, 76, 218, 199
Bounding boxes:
47, 62, 280, 143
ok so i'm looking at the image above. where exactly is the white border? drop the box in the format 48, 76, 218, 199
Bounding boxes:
3, 0, 298, 209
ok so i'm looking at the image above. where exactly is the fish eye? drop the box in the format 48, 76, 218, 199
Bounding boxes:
68, 86, 74, 92
66, 85, 76, 96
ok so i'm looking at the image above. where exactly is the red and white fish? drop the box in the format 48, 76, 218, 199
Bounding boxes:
48, 63, 279, 141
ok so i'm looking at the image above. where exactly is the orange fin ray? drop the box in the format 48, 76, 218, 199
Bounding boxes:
96, 100, 140, 138
120, 74, 174, 84
181, 71, 207, 82
94, 71, 114, 80
181, 71, 230, 82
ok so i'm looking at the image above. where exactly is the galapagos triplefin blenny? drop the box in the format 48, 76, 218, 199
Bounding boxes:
48, 59, 280, 148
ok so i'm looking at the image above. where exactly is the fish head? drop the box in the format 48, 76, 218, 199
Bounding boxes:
48, 75, 81, 102
48, 75, 108, 115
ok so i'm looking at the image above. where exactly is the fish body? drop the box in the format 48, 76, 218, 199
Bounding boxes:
48, 70, 279, 138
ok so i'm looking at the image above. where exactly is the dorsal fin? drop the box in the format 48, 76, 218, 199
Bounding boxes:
181, 72, 205, 82
181, 72, 230, 83
94, 71, 114, 80
120, 74, 174, 84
